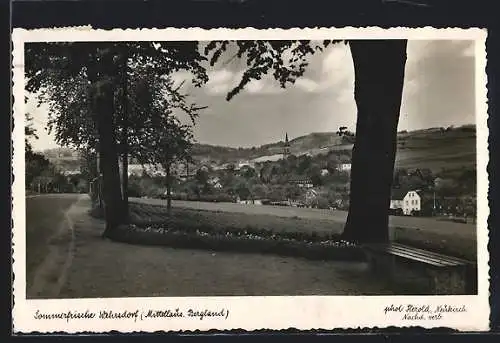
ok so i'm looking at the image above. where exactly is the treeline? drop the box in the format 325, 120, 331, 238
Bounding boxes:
25, 149, 89, 194
393, 166, 476, 218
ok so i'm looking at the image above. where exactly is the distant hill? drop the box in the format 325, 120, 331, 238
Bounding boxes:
191, 132, 352, 163
38, 124, 476, 173
192, 124, 477, 172
394, 124, 476, 171
40, 147, 81, 173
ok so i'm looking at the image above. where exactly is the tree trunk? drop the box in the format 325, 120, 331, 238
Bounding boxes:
166, 164, 172, 215
121, 53, 129, 221
91, 79, 124, 237
96, 151, 105, 209
341, 40, 408, 244
122, 152, 129, 217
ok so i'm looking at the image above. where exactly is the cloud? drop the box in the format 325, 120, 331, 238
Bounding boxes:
462, 43, 475, 57
204, 69, 235, 95
246, 78, 284, 94
287, 44, 354, 94
336, 87, 354, 104
402, 78, 420, 97
294, 78, 321, 92
399, 40, 475, 131
321, 44, 354, 85
204, 68, 284, 96
170, 70, 194, 89
207, 69, 233, 85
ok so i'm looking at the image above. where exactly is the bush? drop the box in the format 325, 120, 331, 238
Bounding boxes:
171, 193, 189, 201
389, 208, 404, 216
198, 194, 235, 202
127, 186, 142, 198
314, 196, 330, 209
411, 210, 421, 217
173, 193, 235, 203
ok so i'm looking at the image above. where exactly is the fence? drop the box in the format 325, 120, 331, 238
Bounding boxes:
89, 175, 104, 209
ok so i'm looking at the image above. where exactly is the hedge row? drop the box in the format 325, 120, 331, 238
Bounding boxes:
110, 224, 365, 261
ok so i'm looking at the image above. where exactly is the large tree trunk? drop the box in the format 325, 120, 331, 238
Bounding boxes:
91, 79, 124, 238
341, 40, 407, 244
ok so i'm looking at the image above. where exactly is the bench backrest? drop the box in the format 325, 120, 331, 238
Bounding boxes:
365, 243, 474, 268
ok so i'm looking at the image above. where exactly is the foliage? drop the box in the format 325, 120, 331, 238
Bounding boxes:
25, 42, 208, 93
25, 42, 208, 228
25, 42, 207, 155
25, 113, 38, 154
25, 150, 51, 188
132, 77, 202, 175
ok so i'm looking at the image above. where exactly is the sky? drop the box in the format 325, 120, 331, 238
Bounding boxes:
27, 39, 476, 151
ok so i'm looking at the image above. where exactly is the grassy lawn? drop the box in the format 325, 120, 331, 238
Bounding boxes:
129, 202, 477, 261
25, 195, 79, 291
129, 203, 345, 237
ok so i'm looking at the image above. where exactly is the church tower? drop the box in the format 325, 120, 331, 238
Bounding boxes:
283, 132, 291, 159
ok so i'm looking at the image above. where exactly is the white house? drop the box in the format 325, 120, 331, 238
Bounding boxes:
320, 168, 329, 176
208, 176, 223, 189
237, 197, 263, 205
288, 177, 314, 188
390, 189, 421, 215
337, 163, 352, 172
126, 163, 167, 177
63, 170, 80, 176
237, 160, 255, 170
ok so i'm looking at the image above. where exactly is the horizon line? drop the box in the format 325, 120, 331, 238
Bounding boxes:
32, 122, 476, 153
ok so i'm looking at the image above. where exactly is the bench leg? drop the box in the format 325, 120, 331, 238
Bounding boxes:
465, 266, 478, 294
366, 252, 396, 278
428, 268, 467, 295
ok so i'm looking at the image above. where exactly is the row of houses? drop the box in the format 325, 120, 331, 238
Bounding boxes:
234, 187, 422, 215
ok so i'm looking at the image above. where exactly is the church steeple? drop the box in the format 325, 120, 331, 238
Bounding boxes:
283, 132, 290, 159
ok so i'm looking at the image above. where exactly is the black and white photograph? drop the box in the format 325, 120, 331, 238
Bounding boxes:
12, 27, 489, 332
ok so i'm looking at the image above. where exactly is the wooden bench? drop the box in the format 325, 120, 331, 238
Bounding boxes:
363, 243, 477, 295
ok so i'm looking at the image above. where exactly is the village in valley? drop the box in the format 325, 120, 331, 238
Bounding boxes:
33, 123, 477, 224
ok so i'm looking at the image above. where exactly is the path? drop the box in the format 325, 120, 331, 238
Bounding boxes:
26, 194, 86, 298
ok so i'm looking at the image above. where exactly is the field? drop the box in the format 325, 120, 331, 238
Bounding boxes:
395, 129, 476, 171
131, 198, 477, 261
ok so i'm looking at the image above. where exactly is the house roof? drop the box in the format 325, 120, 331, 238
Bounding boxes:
390, 188, 420, 200
289, 177, 313, 183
